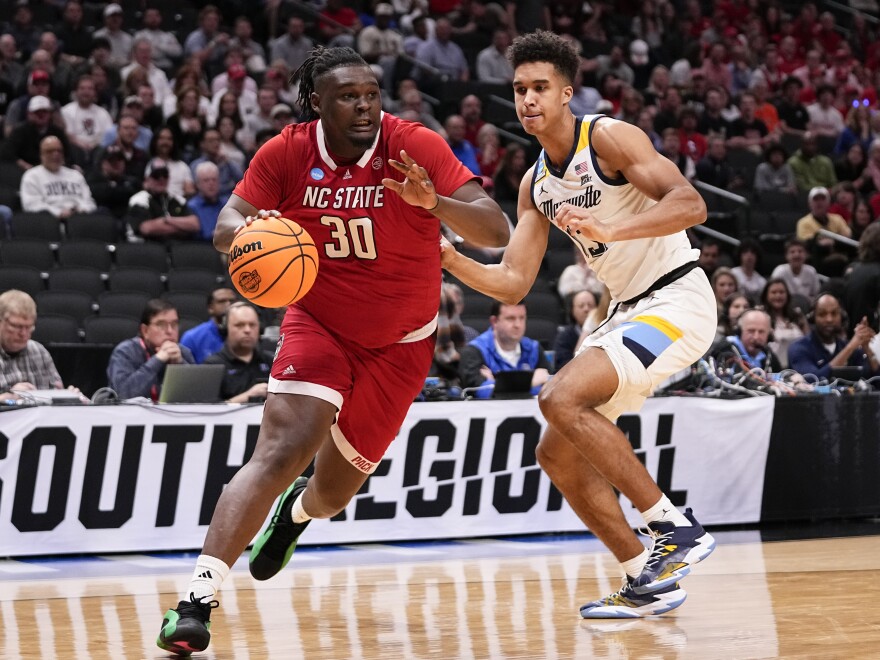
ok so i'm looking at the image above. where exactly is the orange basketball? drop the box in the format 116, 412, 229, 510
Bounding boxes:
228, 216, 319, 308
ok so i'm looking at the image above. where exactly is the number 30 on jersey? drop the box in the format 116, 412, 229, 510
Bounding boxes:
321, 214, 377, 260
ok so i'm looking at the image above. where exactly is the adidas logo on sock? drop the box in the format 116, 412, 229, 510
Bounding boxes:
197, 570, 213, 579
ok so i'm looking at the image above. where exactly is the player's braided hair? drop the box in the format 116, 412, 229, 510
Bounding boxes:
293, 46, 370, 122
507, 30, 580, 84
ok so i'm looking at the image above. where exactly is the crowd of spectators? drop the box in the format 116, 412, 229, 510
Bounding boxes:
2, 0, 880, 397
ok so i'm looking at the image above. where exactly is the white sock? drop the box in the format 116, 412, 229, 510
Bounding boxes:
291, 490, 312, 524
621, 546, 651, 580
187, 555, 230, 601
641, 495, 691, 527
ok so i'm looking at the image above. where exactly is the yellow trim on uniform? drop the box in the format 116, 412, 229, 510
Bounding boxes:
631, 315, 684, 342
576, 116, 591, 153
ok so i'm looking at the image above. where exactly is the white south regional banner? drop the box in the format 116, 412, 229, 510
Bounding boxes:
0, 397, 774, 556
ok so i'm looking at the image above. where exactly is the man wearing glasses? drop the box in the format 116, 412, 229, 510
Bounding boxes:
0, 289, 65, 400
107, 298, 194, 400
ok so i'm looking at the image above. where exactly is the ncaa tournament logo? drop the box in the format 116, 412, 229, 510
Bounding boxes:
310, 167, 324, 181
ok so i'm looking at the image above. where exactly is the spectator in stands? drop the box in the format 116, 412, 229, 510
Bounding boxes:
150, 126, 194, 199
728, 44, 755, 98
596, 44, 634, 87
769, 239, 822, 301
677, 107, 707, 162
789, 293, 878, 379
750, 78, 779, 133
107, 298, 195, 400
730, 238, 766, 302
834, 105, 874, 157
269, 17, 313, 76
492, 142, 526, 205
210, 50, 257, 97
851, 199, 876, 242
125, 158, 199, 241
414, 17, 469, 84
709, 308, 783, 372
93, 3, 132, 69
87, 144, 140, 218
711, 265, 738, 309
35, 35, 76, 104
4, 69, 58, 138
845, 223, 880, 333
637, 108, 662, 151
20, 135, 96, 218
475, 124, 503, 179
661, 127, 695, 181
476, 28, 513, 83
775, 76, 809, 137
396, 88, 444, 135
85, 62, 119, 120
215, 116, 246, 171
121, 40, 172, 107
0, 95, 69, 172
445, 114, 481, 176
807, 84, 844, 138
242, 87, 278, 152
557, 245, 601, 299
695, 134, 743, 190
0, 289, 65, 400
189, 128, 243, 196
628, 39, 652, 90
269, 103, 295, 133
788, 132, 837, 193
753, 143, 797, 194
568, 70, 603, 117
431, 282, 466, 384
460, 95, 485, 148
55, 0, 93, 65
184, 5, 229, 79
726, 92, 771, 153
643, 64, 671, 107
829, 182, 857, 223
0, 34, 25, 93
209, 65, 256, 127
230, 17, 266, 76
698, 85, 730, 137
615, 87, 644, 126
133, 7, 183, 72
180, 286, 237, 364
699, 42, 733, 94
553, 289, 598, 372
189, 161, 228, 241
796, 186, 852, 268
863, 139, 880, 196
458, 301, 552, 392
357, 3, 403, 92
698, 237, 722, 277
61, 75, 113, 160
205, 303, 272, 403
652, 87, 683, 135
3, 1, 39, 62
166, 86, 206, 163
716, 291, 751, 341
835, 143, 868, 194
318, 0, 362, 49
102, 97, 153, 153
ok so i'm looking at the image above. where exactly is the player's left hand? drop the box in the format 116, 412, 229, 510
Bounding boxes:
554, 204, 615, 244
439, 235, 458, 269
235, 209, 281, 234
383, 150, 440, 212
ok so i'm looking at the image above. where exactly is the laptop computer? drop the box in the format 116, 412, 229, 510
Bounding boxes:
492, 370, 535, 399
158, 364, 226, 404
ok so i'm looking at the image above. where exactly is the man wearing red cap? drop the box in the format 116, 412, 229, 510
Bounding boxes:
209, 62, 256, 125
0, 95, 69, 171
4, 68, 55, 137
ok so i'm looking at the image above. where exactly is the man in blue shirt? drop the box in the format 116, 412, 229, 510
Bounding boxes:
189, 128, 244, 196
444, 114, 481, 176
458, 300, 551, 394
188, 161, 229, 241
789, 293, 879, 379
180, 286, 238, 363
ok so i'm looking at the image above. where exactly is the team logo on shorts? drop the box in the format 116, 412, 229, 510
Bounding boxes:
274, 333, 284, 361
372, 157, 382, 170
238, 270, 261, 293
310, 167, 325, 181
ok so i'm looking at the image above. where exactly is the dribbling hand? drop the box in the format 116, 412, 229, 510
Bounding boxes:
235, 209, 281, 235
383, 150, 440, 212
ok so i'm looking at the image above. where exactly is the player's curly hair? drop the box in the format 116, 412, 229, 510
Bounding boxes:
507, 30, 580, 84
293, 46, 370, 122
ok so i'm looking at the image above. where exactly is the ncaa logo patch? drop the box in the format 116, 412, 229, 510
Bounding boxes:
310, 167, 325, 181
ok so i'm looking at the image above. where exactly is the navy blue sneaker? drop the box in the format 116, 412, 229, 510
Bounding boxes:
249, 476, 311, 581
580, 579, 686, 619
631, 508, 715, 594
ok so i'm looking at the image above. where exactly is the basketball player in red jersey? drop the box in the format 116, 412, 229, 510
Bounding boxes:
156, 47, 509, 655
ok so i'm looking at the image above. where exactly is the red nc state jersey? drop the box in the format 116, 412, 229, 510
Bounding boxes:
233, 113, 478, 348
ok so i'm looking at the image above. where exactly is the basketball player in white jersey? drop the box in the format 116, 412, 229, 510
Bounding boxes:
441, 31, 717, 618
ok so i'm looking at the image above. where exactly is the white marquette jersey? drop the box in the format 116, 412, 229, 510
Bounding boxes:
531, 114, 699, 302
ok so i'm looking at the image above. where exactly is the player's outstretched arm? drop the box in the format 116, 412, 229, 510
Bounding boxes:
441, 168, 547, 304
558, 119, 706, 242
383, 149, 509, 248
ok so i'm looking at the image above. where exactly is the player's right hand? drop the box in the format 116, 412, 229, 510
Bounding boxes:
439, 235, 458, 269
236, 209, 281, 234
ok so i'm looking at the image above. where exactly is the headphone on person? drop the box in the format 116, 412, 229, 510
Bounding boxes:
805, 293, 849, 328
219, 301, 257, 339
734, 308, 775, 344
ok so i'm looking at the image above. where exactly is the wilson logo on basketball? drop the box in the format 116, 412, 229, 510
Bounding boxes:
229, 240, 264, 264
238, 270, 261, 293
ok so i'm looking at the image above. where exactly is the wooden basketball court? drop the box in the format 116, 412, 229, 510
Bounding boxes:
1, 530, 878, 659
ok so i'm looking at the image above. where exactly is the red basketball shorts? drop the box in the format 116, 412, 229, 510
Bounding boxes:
268, 306, 435, 473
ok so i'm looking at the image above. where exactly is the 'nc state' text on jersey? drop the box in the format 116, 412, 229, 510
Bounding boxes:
303, 185, 385, 209
540, 185, 602, 219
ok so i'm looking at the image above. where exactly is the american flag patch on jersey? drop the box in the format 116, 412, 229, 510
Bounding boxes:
574, 161, 589, 175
